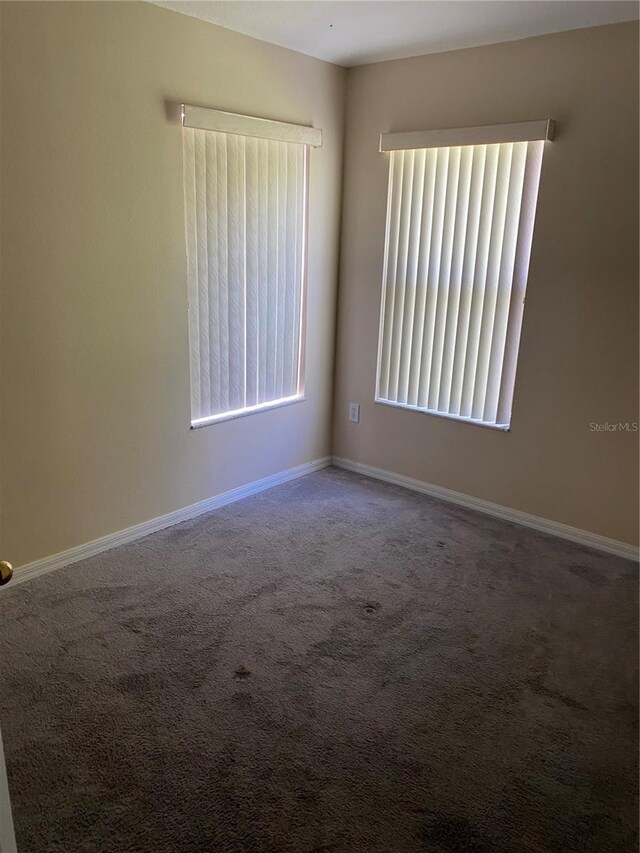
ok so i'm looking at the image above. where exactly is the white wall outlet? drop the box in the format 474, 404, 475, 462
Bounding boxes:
348, 402, 360, 423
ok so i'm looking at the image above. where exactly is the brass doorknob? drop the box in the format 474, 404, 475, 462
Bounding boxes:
0, 560, 13, 585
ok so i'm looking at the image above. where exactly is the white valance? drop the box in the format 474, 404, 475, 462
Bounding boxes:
380, 119, 555, 152
182, 104, 323, 148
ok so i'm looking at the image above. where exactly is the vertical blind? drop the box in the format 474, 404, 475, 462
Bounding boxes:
376, 136, 546, 429
183, 127, 307, 426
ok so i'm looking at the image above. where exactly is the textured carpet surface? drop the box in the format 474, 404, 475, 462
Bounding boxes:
0, 467, 637, 853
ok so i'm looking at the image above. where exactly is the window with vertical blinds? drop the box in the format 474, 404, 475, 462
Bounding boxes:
182, 105, 321, 427
376, 120, 553, 429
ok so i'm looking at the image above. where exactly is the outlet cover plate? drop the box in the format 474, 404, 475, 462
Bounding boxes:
348, 402, 360, 423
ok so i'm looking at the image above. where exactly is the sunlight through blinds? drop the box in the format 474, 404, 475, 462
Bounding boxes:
376, 123, 551, 429
183, 127, 308, 427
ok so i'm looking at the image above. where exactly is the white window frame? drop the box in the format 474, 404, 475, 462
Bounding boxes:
375, 119, 554, 431
181, 104, 322, 429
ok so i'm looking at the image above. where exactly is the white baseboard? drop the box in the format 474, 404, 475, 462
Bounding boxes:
8, 456, 332, 588
7, 453, 636, 590
332, 456, 639, 561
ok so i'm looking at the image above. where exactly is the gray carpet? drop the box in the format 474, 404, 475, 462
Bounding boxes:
0, 467, 637, 853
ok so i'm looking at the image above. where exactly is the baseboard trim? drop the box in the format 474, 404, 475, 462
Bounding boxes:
9, 453, 636, 588
332, 456, 639, 561
9, 456, 332, 588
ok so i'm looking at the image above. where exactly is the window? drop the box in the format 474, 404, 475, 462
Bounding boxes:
182, 105, 322, 428
376, 120, 554, 429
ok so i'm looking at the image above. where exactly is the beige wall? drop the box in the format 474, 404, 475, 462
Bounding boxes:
333, 23, 639, 546
0, 1, 345, 566
1, 7, 637, 567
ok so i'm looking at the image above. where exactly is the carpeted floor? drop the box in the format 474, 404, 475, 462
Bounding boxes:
0, 467, 637, 853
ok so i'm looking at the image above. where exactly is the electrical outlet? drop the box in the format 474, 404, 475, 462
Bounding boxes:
348, 402, 360, 423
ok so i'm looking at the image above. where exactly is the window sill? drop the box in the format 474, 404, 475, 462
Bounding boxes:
374, 398, 510, 432
191, 394, 305, 429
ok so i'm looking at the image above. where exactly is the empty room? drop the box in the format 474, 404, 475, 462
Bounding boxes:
0, 1, 638, 850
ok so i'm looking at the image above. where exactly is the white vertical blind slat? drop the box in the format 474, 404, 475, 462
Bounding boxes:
274, 142, 287, 398
437, 145, 473, 412
427, 146, 461, 410
265, 140, 278, 403
283, 144, 299, 396
417, 147, 450, 408
245, 136, 259, 407
496, 141, 544, 425
388, 149, 416, 402
459, 143, 500, 418
197, 131, 212, 416
227, 133, 246, 411
294, 148, 305, 394
483, 141, 528, 424
215, 132, 230, 412
257, 139, 269, 404
449, 144, 487, 415
397, 148, 427, 404
407, 148, 437, 406
378, 152, 405, 400
471, 143, 514, 420
183, 131, 201, 419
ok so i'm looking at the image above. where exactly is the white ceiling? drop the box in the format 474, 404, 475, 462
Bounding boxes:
152, 1, 639, 67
